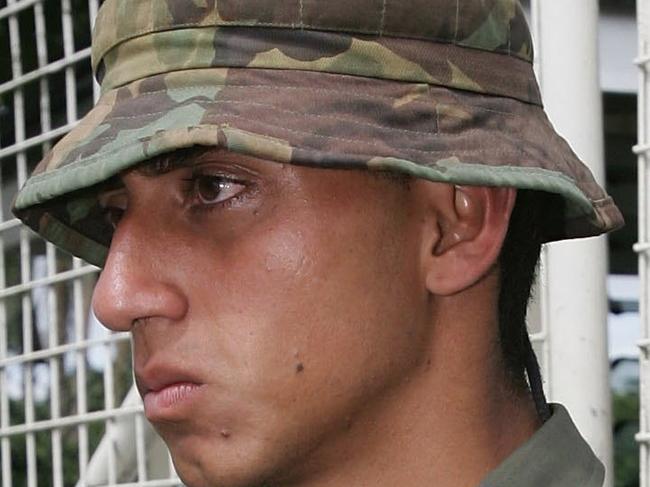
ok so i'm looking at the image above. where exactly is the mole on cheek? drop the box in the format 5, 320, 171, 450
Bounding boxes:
293, 348, 305, 374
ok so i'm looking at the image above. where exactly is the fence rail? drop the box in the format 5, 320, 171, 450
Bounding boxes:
0, 0, 181, 485
637, 2, 650, 487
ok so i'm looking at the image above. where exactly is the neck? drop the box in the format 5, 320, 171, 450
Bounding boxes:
275, 275, 541, 487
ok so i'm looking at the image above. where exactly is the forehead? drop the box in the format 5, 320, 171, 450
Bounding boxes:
136, 147, 246, 176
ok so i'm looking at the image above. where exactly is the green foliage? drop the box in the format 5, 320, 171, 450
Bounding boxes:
613, 392, 640, 487
8, 369, 108, 487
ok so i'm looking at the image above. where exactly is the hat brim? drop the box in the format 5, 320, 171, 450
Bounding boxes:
13, 67, 623, 266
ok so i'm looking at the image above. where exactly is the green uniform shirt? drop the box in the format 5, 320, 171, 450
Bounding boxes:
481, 404, 605, 487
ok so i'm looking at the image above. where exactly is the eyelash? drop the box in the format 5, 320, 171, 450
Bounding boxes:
101, 172, 250, 230
182, 172, 249, 214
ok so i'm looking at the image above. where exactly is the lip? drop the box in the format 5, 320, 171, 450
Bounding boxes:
136, 363, 205, 421
143, 382, 204, 421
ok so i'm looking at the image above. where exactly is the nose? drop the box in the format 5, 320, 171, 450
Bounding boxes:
92, 208, 189, 332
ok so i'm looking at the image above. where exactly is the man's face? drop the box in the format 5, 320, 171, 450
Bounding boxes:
92, 151, 433, 487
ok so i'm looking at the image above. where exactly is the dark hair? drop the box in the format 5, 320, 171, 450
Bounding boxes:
367, 171, 560, 402
497, 189, 564, 394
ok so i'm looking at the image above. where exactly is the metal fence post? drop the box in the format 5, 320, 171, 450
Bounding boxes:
635, 2, 650, 487
531, 1, 614, 486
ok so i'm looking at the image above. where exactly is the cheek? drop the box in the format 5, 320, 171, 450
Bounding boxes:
182, 219, 316, 374
158, 185, 428, 484
192, 204, 426, 412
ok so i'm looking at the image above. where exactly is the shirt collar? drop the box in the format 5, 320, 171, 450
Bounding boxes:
480, 403, 605, 487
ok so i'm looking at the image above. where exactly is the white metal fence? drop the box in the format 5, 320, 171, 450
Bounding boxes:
637, 3, 650, 487
529, 3, 614, 483
0, 0, 180, 485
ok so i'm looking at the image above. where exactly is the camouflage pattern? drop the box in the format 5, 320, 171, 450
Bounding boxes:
92, 0, 538, 103
97, 28, 540, 104
12, 0, 624, 266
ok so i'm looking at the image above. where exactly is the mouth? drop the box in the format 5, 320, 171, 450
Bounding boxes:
143, 382, 204, 421
136, 365, 205, 422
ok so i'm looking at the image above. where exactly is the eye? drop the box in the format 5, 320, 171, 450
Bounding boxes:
104, 207, 125, 230
98, 189, 128, 231
189, 174, 247, 207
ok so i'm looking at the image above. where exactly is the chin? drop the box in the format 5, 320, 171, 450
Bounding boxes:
162, 429, 290, 487
175, 466, 261, 487
171, 451, 271, 487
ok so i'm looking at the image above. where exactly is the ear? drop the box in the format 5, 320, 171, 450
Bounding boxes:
420, 184, 516, 296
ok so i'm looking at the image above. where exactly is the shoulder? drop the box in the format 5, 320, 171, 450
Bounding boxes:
480, 404, 604, 487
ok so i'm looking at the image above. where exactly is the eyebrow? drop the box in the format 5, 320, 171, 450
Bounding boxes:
96, 147, 221, 200
97, 174, 125, 193
135, 151, 198, 177
98, 146, 248, 200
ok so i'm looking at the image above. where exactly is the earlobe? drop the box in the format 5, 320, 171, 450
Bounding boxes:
423, 185, 516, 296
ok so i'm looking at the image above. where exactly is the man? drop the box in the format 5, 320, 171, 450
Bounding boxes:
12, 0, 623, 486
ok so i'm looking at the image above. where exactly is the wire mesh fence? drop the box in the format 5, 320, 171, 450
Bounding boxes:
636, 3, 650, 487
0, 0, 181, 485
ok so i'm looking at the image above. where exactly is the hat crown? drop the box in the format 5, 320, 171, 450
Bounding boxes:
93, 0, 533, 72
13, 1, 624, 266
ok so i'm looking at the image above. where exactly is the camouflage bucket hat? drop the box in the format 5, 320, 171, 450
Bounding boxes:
13, 0, 624, 267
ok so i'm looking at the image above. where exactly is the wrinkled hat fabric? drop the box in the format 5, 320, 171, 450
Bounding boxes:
13, 0, 624, 266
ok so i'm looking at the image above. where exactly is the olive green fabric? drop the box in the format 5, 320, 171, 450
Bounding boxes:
12, 0, 624, 266
481, 404, 605, 487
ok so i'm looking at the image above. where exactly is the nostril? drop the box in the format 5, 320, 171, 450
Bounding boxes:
132, 317, 151, 330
